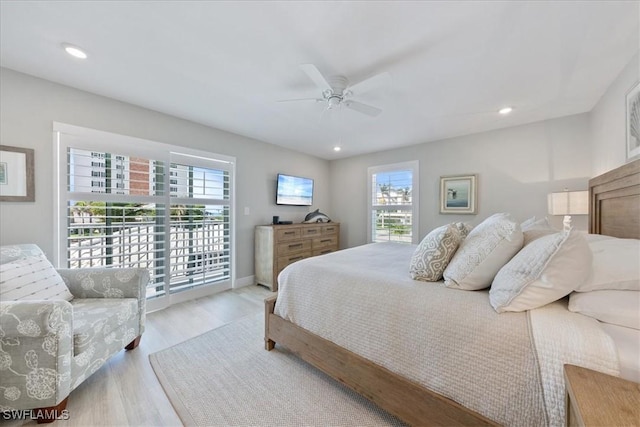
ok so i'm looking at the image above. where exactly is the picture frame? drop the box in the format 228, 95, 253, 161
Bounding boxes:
626, 81, 640, 162
440, 174, 477, 214
0, 145, 35, 202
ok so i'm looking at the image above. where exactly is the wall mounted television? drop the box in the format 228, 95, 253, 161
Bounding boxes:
276, 173, 314, 206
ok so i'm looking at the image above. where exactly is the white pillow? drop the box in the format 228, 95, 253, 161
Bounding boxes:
569, 290, 640, 330
583, 233, 616, 243
0, 256, 74, 301
489, 229, 591, 313
575, 238, 640, 292
520, 216, 537, 229
444, 213, 523, 290
521, 217, 556, 246
409, 224, 462, 281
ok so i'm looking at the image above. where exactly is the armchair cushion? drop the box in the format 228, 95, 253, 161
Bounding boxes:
71, 298, 138, 356
0, 245, 73, 302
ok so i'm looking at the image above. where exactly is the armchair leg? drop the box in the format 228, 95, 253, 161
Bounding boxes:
35, 397, 68, 424
125, 335, 141, 350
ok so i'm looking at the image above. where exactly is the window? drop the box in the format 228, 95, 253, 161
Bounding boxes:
54, 123, 235, 311
367, 161, 419, 244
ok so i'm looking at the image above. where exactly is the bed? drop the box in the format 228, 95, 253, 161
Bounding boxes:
264, 159, 640, 426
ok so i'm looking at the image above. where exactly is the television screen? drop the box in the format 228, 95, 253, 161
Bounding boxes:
276, 174, 313, 206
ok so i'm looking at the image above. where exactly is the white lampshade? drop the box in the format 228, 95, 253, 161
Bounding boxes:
547, 190, 588, 216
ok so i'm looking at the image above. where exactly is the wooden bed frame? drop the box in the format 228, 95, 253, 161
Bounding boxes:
264, 159, 640, 426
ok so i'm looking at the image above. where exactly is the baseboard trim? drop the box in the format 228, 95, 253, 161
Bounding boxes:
234, 275, 255, 289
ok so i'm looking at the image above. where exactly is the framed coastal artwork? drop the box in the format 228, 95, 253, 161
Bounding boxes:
626, 81, 640, 162
440, 174, 477, 214
0, 145, 35, 202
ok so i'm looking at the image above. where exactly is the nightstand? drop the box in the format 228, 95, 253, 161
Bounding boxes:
564, 364, 640, 426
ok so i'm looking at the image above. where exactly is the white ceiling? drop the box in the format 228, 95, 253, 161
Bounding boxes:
1, 1, 638, 160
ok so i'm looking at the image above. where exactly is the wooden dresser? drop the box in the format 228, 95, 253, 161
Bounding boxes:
255, 222, 339, 291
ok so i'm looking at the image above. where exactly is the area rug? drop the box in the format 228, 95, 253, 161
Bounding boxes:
149, 313, 403, 426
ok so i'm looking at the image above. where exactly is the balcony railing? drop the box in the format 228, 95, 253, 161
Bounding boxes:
67, 219, 229, 298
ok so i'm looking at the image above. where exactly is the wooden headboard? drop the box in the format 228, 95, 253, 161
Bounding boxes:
589, 159, 640, 239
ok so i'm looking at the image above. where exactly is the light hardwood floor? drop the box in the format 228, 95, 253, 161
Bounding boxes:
5, 285, 273, 427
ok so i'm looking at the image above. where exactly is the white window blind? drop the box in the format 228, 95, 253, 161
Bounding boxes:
367, 161, 419, 244
55, 123, 235, 308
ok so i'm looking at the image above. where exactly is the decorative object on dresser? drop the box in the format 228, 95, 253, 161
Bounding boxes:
439, 174, 477, 214
564, 364, 640, 427
303, 208, 331, 223
255, 222, 339, 291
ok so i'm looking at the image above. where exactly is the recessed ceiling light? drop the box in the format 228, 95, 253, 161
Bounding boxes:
62, 43, 87, 59
498, 107, 513, 115
333, 146, 341, 152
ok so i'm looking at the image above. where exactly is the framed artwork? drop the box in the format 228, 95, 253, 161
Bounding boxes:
440, 174, 477, 214
0, 145, 35, 202
626, 81, 640, 162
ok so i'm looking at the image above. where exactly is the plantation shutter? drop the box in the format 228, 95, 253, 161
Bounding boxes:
56, 122, 234, 306
368, 161, 419, 244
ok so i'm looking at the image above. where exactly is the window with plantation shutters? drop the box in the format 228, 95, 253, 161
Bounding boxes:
367, 161, 419, 244
55, 123, 235, 310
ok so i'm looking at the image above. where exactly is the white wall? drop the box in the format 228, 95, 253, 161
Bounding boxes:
590, 53, 640, 175
331, 114, 592, 248
0, 68, 331, 281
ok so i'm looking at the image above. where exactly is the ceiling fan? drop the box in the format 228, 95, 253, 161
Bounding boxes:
279, 64, 390, 117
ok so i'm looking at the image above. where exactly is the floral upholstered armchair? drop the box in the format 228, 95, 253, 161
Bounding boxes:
0, 244, 148, 423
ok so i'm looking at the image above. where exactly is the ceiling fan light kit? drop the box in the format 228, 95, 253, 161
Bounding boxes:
279, 63, 389, 117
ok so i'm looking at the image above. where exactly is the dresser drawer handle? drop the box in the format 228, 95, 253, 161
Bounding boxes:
289, 256, 303, 261
284, 231, 295, 235
289, 243, 303, 249
320, 239, 332, 243
325, 228, 335, 232
320, 250, 331, 254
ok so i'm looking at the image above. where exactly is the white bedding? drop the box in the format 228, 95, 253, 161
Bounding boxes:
274, 242, 619, 427
599, 322, 640, 383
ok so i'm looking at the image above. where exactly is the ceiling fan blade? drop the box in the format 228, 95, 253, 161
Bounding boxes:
344, 100, 382, 117
299, 64, 332, 92
277, 97, 322, 103
347, 72, 391, 96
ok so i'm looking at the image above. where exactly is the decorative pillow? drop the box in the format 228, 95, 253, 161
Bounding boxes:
569, 290, 640, 330
521, 217, 556, 246
520, 216, 537, 229
455, 222, 473, 239
409, 224, 462, 281
575, 238, 640, 292
443, 213, 523, 290
489, 229, 591, 313
0, 253, 73, 302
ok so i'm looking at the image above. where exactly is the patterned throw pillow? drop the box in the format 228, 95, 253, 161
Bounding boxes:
443, 213, 523, 290
490, 229, 591, 313
409, 224, 462, 281
521, 216, 556, 246
0, 250, 74, 301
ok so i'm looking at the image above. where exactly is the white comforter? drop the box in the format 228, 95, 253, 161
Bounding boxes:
274, 242, 619, 426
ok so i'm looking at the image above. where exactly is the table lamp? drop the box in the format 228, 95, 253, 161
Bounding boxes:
547, 190, 588, 231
